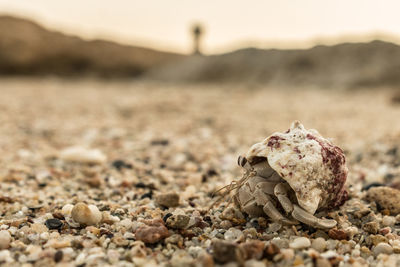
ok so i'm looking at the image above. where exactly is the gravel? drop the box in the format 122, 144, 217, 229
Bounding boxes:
0, 80, 400, 266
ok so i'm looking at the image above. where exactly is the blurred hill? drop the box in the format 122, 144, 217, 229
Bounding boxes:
148, 41, 400, 88
1, 16, 400, 88
0, 15, 183, 77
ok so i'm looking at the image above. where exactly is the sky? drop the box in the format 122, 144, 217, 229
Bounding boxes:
0, 0, 400, 54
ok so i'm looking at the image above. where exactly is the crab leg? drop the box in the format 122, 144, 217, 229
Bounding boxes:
292, 205, 337, 229
253, 187, 297, 225
273, 183, 294, 214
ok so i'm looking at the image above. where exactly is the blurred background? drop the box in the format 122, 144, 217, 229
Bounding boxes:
1, 0, 400, 88
0, 0, 400, 155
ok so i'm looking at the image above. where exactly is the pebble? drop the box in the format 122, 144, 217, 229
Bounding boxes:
373, 243, 393, 256
289, 237, 311, 249
71, 203, 102, 226
382, 216, 396, 227
155, 192, 180, 208
316, 258, 332, 267
311, 237, 327, 252
264, 243, 280, 260
0, 230, 11, 249
60, 146, 107, 164
366, 187, 400, 215
30, 223, 48, 233
166, 214, 190, 229
280, 248, 294, 260
61, 204, 74, 216
328, 228, 348, 240
239, 240, 265, 260
135, 219, 169, 244
363, 222, 379, 234
0, 250, 12, 263
45, 218, 64, 230
211, 240, 245, 264
54, 250, 63, 263
224, 228, 243, 241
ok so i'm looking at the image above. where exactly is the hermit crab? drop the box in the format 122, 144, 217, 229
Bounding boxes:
216, 121, 348, 229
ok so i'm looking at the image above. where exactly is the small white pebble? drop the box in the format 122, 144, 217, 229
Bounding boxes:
71, 203, 102, 226
289, 237, 311, 249
280, 248, 294, 260
382, 216, 396, 227
62, 204, 74, 216
224, 228, 243, 241
40, 232, 49, 240
311, 237, 326, 252
118, 218, 133, 229
373, 243, 393, 256
0, 230, 11, 249
0, 250, 13, 263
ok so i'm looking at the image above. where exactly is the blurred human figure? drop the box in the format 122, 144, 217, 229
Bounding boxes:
191, 24, 204, 55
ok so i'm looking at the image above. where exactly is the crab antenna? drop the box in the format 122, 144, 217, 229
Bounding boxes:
208, 169, 256, 210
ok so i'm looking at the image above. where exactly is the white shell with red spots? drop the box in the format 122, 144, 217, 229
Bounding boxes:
245, 121, 348, 214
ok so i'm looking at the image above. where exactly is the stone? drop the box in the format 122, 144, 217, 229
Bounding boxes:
289, 237, 311, 249
239, 240, 265, 260
155, 192, 180, 208
54, 250, 63, 263
135, 219, 169, 244
316, 258, 332, 267
264, 243, 280, 260
373, 243, 393, 256
366, 187, 400, 215
61, 204, 74, 216
328, 228, 348, 240
382, 216, 396, 227
45, 219, 63, 230
166, 214, 190, 229
363, 222, 379, 234
71, 203, 102, 226
211, 240, 245, 264
60, 146, 107, 164
30, 223, 48, 233
312, 237, 327, 252
0, 230, 11, 249
224, 228, 243, 241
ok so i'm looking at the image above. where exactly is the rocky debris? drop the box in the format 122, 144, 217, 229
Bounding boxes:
366, 187, 400, 215
155, 192, 180, 208
135, 219, 169, 244
71, 203, 102, 226
60, 146, 107, 164
0, 230, 11, 249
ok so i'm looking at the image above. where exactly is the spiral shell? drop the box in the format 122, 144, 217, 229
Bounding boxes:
244, 121, 348, 214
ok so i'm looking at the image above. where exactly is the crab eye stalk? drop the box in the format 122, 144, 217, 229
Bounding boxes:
238, 155, 247, 167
